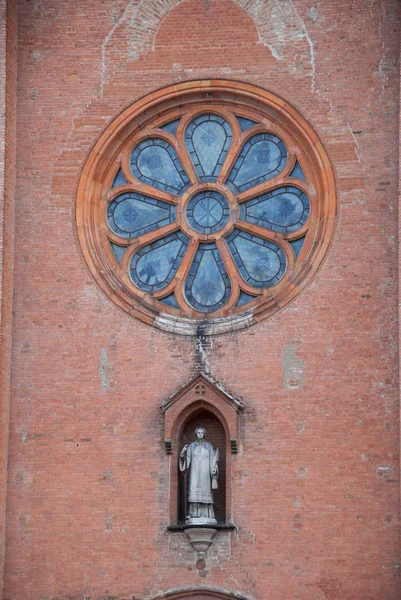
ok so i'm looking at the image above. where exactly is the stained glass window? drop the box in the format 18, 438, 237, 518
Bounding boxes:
77, 81, 336, 333
108, 113, 309, 312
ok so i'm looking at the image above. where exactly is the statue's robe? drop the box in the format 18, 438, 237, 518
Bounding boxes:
180, 440, 219, 519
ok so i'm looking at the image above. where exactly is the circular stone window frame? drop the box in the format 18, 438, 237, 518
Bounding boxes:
76, 80, 336, 336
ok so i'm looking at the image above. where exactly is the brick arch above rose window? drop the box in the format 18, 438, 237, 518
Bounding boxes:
102, 0, 313, 79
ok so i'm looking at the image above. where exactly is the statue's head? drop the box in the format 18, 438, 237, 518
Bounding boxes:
195, 426, 206, 440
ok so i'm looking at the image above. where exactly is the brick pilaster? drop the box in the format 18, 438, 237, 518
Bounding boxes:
0, 0, 17, 594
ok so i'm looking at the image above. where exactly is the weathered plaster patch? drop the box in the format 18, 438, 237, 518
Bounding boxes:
100, 469, 114, 482
17, 427, 28, 443
293, 420, 307, 434
195, 334, 213, 375
376, 465, 392, 479
99, 347, 113, 392
288, 0, 315, 91
296, 466, 309, 479
283, 344, 305, 389
104, 515, 113, 532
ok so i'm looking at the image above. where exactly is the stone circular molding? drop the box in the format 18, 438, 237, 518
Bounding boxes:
76, 80, 336, 335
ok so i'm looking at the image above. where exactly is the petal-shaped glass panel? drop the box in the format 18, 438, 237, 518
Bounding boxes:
227, 133, 287, 193
130, 231, 189, 292
107, 193, 176, 239
185, 243, 231, 313
239, 186, 310, 233
131, 139, 189, 194
185, 115, 232, 181
226, 230, 286, 288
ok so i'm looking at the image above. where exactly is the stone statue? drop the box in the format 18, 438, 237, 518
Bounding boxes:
179, 426, 219, 525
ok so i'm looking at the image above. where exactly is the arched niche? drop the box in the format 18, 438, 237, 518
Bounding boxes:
178, 408, 227, 523
153, 591, 249, 600
161, 373, 243, 526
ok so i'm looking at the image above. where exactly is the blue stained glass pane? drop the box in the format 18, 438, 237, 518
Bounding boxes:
226, 230, 286, 288
185, 243, 231, 313
186, 190, 230, 235
236, 291, 257, 307
236, 116, 257, 131
227, 133, 287, 193
289, 161, 306, 182
233, 141, 281, 187
107, 193, 176, 239
137, 147, 183, 190
240, 186, 310, 234
185, 115, 232, 180
192, 122, 226, 174
289, 236, 305, 258
160, 293, 179, 309
112, 168, 128, 188
110, 242, 126, 264
160, 119, 180, 135
131, 139, 189, 194
130, 231, 189, 292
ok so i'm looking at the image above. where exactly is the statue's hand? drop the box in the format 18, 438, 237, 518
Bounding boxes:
212, 467, 217, 475
180, 444, 188, 457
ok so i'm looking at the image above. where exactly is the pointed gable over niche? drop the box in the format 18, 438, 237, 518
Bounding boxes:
161, 373, 243, 455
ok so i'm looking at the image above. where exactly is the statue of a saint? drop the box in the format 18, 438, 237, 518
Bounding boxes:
179, 426, 219, 525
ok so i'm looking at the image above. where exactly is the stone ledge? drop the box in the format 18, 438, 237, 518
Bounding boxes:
167, 522, 236, 532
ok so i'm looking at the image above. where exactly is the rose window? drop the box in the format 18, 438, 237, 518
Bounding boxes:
77, 81, 336, 334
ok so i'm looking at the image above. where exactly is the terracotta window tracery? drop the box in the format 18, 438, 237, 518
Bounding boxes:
77, 81, 336, 334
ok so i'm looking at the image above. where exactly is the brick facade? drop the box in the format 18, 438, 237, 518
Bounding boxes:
0, 0, 400, 599
0, 0, 17, 595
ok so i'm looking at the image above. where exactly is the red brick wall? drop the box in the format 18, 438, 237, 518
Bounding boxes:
0, 0, 17, 596
3, 0, 401, 599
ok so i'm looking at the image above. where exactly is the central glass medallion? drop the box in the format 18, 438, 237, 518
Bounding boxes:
186, 191, 230, 235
